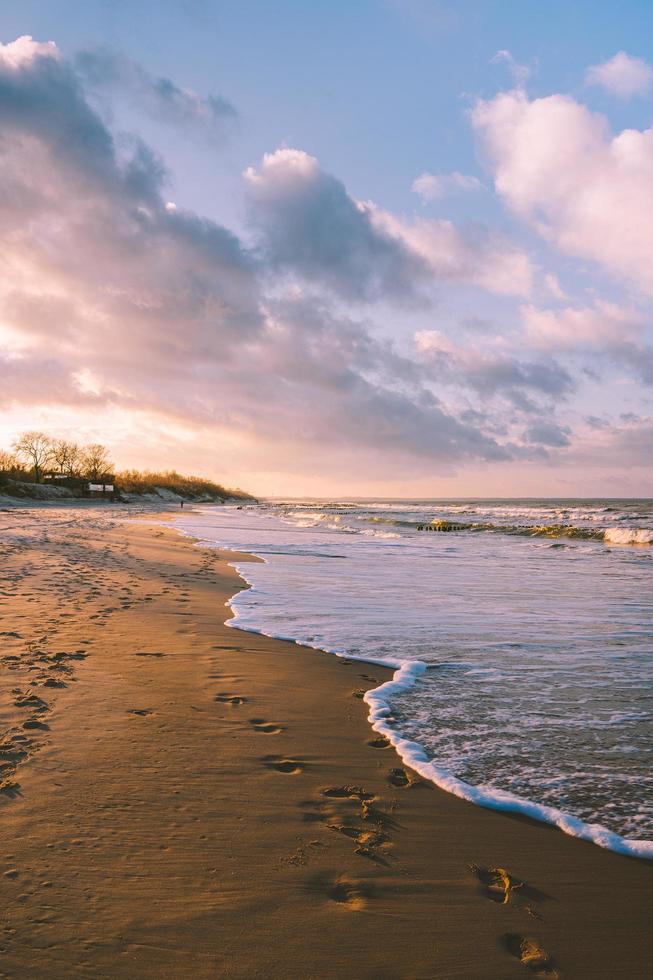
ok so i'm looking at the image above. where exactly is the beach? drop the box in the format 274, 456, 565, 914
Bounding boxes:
0, 506, 651, 979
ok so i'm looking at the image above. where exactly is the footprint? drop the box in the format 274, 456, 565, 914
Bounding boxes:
503, 935, 558, 977
14, 694, 49, 712
214, 693, 247, 705
322, 786, 375, 803
134, 652, 167, 658
470, 865, 522, 904
356, 829, 389, 849
470, 864, 549, 909
264, 756, 305, 774
326, 824, 390, 864
354, 844, 389, 865
0, 744, 28, 763
0, 780, 21, 797
249, 718, 283, 734
367, 735, 391, 749
127, 709, 155, 717
388, 767, 410, 787
328, 877, 369, 910
326, 823, 361, 840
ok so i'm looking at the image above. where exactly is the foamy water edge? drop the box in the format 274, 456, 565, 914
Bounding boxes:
208, 545, 653, 863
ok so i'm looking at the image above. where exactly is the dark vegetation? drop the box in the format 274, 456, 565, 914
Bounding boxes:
0, 431, 254, 502
117, 470, 253, 501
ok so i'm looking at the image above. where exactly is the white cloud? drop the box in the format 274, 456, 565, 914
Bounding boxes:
246, 147, 532, 300
521, 300, 645, 352
586, 51, 653, 98
471, 88, 653, 295
244, 147, 319, 188
412, 170, 482, 202
0, 45, 520, 477
0, 35, 59, 70
2, 35, 651, 486
374, 208, 533, 297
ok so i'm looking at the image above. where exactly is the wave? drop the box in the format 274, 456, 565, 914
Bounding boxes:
173, 514, 653, 860
604, 528, 653, 545
220, 555, 653, 861
276, 502, 652, 545
364, 662, 653, 860
406, 518, 606, 539
367, 516, 652, 544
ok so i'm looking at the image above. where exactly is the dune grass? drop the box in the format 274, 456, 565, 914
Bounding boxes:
116, 469, 254, 501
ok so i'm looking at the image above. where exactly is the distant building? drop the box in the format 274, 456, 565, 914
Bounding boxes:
43, 473, 118, 499
87, 480, 116, 498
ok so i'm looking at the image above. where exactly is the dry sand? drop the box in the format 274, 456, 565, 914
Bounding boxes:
0, 506, 651, 979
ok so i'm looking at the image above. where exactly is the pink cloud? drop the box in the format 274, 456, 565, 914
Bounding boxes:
472, 88, 653, 296
411, 170, 482, 202
0, 35, 59, 70
586, 51, 653, 98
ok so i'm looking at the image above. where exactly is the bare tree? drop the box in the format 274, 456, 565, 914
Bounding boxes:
81, 443, 113, 482
12, 431, 53, 483
0, 450, 24, 479
0, 450, 17, 472
51, 439, 82, 476
67, 443, 82, 476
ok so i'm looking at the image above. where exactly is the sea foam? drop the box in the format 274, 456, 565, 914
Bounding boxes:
224, 559, 653, 861
173, 499, 653, 861
604, 527, 653, 545
364, 662, 653, 860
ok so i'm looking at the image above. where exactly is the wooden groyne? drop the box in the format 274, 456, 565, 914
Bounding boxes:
416, 522, 467, 532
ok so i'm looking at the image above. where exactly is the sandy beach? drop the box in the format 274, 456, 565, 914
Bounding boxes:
0, 506, 651, 979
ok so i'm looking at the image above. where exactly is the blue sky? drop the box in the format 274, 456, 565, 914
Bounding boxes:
0, 1, 652, 494
3, 0, 649, 220
5, 0, 651, 210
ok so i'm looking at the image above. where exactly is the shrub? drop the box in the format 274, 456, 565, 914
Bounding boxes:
116, 469, 253, 501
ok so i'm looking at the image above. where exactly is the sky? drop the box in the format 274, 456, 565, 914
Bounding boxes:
0, 0, 652, 497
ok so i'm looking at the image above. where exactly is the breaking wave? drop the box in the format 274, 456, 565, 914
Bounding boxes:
365, 662, 653, 860
174, 498, 653, 860
604, 528, 653, 545
369, 517, 652, 544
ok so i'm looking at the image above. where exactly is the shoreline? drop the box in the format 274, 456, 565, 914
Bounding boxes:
0, 507, 651, 977
184, 520, 653, 863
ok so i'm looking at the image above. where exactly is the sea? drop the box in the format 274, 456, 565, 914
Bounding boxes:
175, 499, 653, 859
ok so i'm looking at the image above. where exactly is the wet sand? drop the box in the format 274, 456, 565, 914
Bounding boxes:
0, 507, 651, 978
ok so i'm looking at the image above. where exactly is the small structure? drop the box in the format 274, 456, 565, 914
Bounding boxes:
43, 473, 85, 493
416, 521, 467, 532
43, 472, 118, 500
86, 479, 116, 500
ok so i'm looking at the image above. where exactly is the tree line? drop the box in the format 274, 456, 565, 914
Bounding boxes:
0, 431, 113, 484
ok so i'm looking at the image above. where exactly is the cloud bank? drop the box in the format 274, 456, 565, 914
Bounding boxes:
245, 148, 532, 300
0, 35, 536, 483
0, 35, 650, 490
